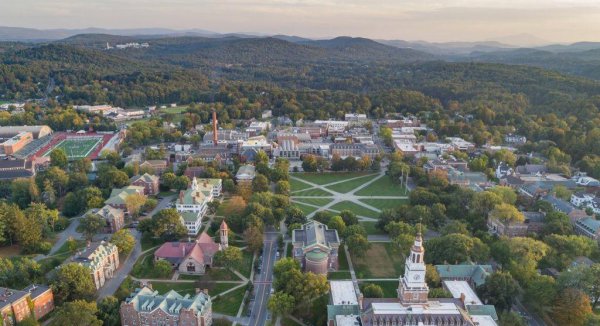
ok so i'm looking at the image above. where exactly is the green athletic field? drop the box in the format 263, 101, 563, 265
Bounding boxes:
44, 137, 102, 159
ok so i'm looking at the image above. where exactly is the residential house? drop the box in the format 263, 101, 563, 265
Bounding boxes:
544, 194, 588, 221
515, 164, 546, 175
292, 221, 341, 274
576, 176, 600, 187
0, 158, 36, 180
130, 173, 160, 195
120, 285, 212, 326
139, 160, 168, 175
69, 241, 119, 290
435, 264, 493, 289
495, 162, 513, 179
575, 217, 600, 241
488, 211, 545, 238
92, 205, 125, 233
105, 185, 146, 214
571, 192, 595, 207
154, 232, 226, 275
504, 134, 527, 145
184, 166, 206, 179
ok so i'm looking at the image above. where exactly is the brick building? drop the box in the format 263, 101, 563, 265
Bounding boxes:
70, 241, 120, 290
292, 221, 340, 275
130, 173, 160, 195
0, 285, 54, 325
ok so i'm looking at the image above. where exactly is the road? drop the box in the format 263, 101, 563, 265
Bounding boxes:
514, 298, 546, 326
34, 216, 81, 262
247, 229, 279, 326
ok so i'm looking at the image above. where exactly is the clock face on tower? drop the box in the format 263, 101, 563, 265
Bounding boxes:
413, 274, 420, 281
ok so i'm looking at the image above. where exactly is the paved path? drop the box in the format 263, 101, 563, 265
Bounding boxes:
290, 171, 408, 219
34, 216, 82, 262
344, 242, 361, 299
367, 234, 391, 242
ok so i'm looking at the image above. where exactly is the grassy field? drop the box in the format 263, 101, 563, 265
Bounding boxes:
338, 244, 349, 270
359, 198, 408, 211
359, 281, 398, 298
178, 268, 239, 281
329, 201, 380, 218
325, 174, 378, 193
360, 221, 385, 235
293, 202, 319, 215
212, 286, 246, 315
293, 197, 333, 207
328, 271, 352, 280
238, 250, 254, 278
131, 253, 173, 279
355, 176, 408, 196
352, 243, 405, 279
290, 178, 313, 191
291, 172, 369, 185
150, 281, 238, 296
291, 187, 333, 197
44, 137, 102, 159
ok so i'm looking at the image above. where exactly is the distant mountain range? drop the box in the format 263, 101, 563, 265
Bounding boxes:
4, 26, 600, 80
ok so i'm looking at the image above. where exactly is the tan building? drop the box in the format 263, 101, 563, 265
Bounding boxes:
140, 160, 168, 175
120, 285, 212, 326
154, 232, 225, 275
94, 205, 125, 233
292, 221, 340, 275
0, 125, 52, 139
70, 241, 120, 290
1, 132, 33, 155
130, 173, 160, 195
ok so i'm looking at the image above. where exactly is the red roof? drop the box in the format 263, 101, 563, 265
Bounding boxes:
220, 220, 229, 231
154, 242, 195, 259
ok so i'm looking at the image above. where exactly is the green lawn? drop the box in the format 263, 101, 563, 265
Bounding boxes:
212, 286, 246, 315
291, 187, 334, 197
338, 244, 349, 270
355, 176, 408, 196
141, 234, 164, 251
325, 174, 378, 193
286, 242, 292, 258
238, 250, 254, 278
44, 137, 103, 159
151, 281, 238, 297
290, 178, 313, 191
351, 243, 405, 279
178, 268, 239, 281
293, 197, 333, 207
360, 221, 385, 235
131, 253, 173, 279
359, 281, 398, 298
159, 106, 189, 114
282, 317, 303, 326
292, 172, 369, 185
293, 202, 319, 215
329, 201, 380, 218
359, 198, 408, 211
328, 271, 352, 280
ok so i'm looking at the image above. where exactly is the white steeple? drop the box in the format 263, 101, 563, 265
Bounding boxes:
398, 230, 429, 304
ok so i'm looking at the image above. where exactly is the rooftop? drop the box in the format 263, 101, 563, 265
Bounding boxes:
330, 281, 358, 306
443, 280, 482, 305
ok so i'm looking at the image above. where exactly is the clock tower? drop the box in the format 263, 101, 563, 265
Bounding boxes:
398, 232, 429, 304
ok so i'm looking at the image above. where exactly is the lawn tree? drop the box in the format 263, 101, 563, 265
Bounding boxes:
346, 233, 370, 257
558, 264, 600, 308
77, 213, 106, 241
50, 148, 68, 169
275, 180, 290, 195
551, 288, 592, 326
339, 210, 358, 226
362, 283, 384, 298
476, 271, 520, 312
524, 275, 557, 315
252, 174, 269, 192
52, 263, 97, 303
268, 292, 295, 317
50, 300, 102, 326
161, 172, 177, 189
97, 296, 121, 326
425, 233, 490, 265
125, 193, 147, 218
214, 246, 243, 270
244, 226, 264, 253
301, 154, 318, 172
110, 229, 136, 254
154, 260, 173, 278
327, 216, 346, 235
148, 208, 188, 241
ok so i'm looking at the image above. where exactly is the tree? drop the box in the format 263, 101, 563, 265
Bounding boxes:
477, 271, 520, 312
275, 180, 290, 195
154, 260, 173, 278
77, 213, 106, 241
267, 292, 295, 317
498, 312, 526, 326
346, 234, 370, 257
149, 209, 187, 241
18, 215, 43, 251
503, 237, 549, 284
52, 263, 96, 303
327, 216, 346, 235
558, 264, 600, 308
244, 226, 263, 253
125, 193, 147, 218
301, 155, 318, 172
11, 178, 39, 209
543, 211, 573, 236
362, 283, 384, 298
97, 296, 120, 326
222, 196, 247, 217
110, 229, 136, 254
340, 210, 358, 226
489, 203, 525, 223
543, 234, 597, 270
50, 148, 68, 169
161, 172, 177, 189
50, 300, 102, 326
471, 191, 502, 217
252, 174, 269, 193
551, 288, 592, 326
489, 186, 517, 205
214, 246, 243, 270
425, 233, 489, 264
173, 176, 190, 190
524, 275, 557, 315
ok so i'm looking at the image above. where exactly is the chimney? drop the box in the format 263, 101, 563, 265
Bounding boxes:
203, 289, 209, 295
358, 293, 364, 310
460, 292, 466, 304
212, 109, 218, 146
195, 288, 201, 294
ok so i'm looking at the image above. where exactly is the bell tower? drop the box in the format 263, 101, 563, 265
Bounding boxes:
398, 232, 429, 304
220, 220, 229, 249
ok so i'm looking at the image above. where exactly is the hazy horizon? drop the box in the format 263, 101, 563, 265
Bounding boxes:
3, 0, 600, 45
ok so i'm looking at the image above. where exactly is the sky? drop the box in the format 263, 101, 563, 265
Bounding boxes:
3, 0, 600, 44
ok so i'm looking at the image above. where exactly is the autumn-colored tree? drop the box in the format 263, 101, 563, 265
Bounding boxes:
551, 288, 592, 326
125, 193, 147, 217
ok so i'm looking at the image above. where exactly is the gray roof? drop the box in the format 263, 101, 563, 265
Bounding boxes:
292, 220, 340, 249
0, 287, 29, 310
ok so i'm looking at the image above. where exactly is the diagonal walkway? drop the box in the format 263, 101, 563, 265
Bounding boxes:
290, 171, 408, 218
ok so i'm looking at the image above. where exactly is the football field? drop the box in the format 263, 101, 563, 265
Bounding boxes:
44, 137, 102, 159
